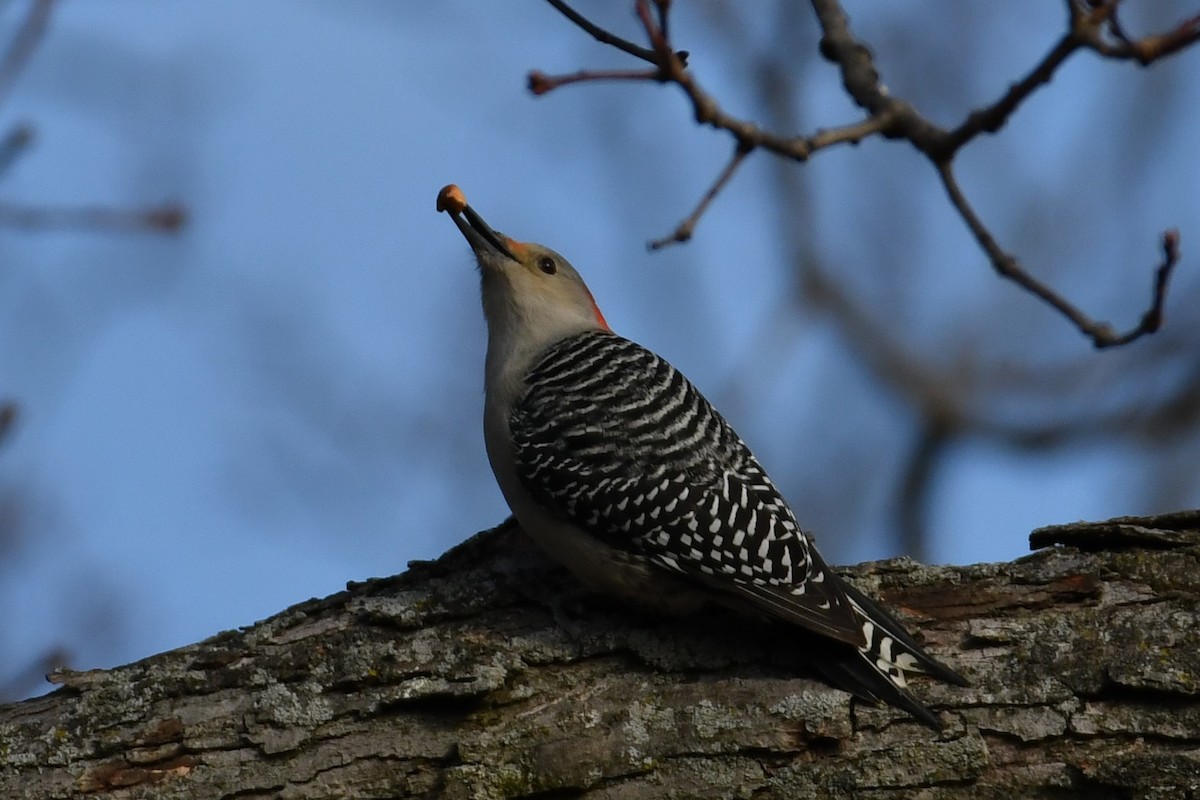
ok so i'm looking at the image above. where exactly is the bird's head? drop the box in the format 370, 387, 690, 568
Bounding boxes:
438, 184, 610, 347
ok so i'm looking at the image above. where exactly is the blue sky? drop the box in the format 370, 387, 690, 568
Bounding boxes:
1, 2, 1197, 695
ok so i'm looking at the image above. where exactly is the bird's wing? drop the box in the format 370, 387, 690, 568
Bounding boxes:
510, 331, 863, 646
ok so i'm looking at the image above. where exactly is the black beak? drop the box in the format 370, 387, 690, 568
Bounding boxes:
452, 203, 519, 261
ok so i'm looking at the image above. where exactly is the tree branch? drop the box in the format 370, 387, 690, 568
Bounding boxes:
532, 0, 1196, 348
945, 32, 1079, 153
2, 515, 1199, 797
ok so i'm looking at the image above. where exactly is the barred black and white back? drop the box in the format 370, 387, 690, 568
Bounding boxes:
510, 330, 967, 727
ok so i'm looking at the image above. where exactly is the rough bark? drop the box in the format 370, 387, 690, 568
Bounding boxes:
1, 512, 1199, 800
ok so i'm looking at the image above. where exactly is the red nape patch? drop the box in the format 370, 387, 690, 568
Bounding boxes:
588, 292, 611, 331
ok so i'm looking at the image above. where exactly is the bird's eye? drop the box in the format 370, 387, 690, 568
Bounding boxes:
537, 256, 557, 275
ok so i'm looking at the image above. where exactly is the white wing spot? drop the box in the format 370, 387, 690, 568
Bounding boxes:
879, 635, 895, 664
876, 659, 908, 688
658, 555, 683, 572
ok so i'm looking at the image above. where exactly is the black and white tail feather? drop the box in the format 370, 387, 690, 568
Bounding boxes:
511, 330, 967, 727
825, 578, 969, 727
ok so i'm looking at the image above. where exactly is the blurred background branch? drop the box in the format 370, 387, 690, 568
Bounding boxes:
0, 0, 185, 701
0, 0, 51, 108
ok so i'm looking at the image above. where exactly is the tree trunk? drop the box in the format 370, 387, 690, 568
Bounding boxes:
1, 512, 1198, 799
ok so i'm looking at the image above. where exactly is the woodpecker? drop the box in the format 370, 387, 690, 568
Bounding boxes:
437, 184, 966, 727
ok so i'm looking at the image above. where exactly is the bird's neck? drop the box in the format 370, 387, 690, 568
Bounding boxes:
481, 280, 602, 413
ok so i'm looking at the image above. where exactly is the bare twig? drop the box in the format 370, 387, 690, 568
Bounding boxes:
946, 33, 1079, 153
536, 0, 882, 161
528, 67, 662, 95
653, 0, 671, 42
648, 142, 752, 250
1127, 13, 1200, 63
936, 161, 1178, 349
757, 63, 1196, 555
0, 0, 54, 108
1108, 229, 1180, 347
536, 0, 1196, 348
544, 0, 685, 66
807, 114, 894, 149
0, 202, 187, 232
1086, 3, 1200, 64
